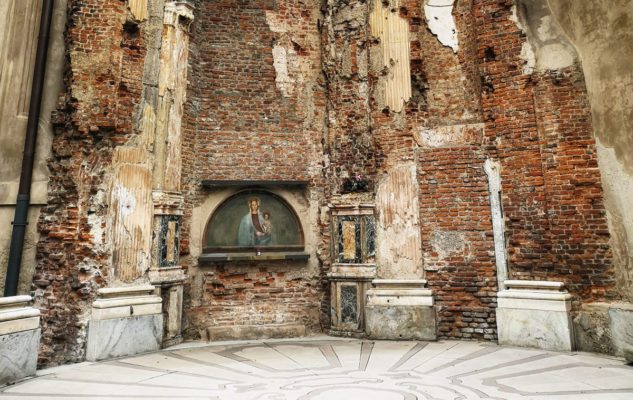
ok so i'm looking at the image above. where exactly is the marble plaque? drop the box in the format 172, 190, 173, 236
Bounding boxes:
340, 285, 358, 324
342, 221, 356, 260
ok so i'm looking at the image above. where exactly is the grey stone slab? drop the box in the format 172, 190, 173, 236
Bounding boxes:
86, 314, 162, 362
497, 308, 573, 351
610, 306, 633, 361
203, 323, 306, 342
365, 305, 437, 341
0, 328, 39, 386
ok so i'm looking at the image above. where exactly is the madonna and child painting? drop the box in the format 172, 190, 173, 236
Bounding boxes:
204, 191, 303, 252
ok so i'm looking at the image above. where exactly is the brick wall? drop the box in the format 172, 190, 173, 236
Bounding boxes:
474, 0, 615, 304
419, 147, 497, 340
187, 264, 321, 334
181, 0, 328, 337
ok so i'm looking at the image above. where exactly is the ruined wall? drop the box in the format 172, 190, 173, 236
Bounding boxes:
476, 0, 615, 303
181, 0, 328, 338
318, 0, 616, 340
3, 0, 622, 363
321, 0, 495, 339
547, 0, 633, 302
0, 0, 66, 294
33, 0, 164, 366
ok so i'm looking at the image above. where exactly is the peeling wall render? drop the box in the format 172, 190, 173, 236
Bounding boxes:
423, 0, 459, 53
375, 164, 422, 279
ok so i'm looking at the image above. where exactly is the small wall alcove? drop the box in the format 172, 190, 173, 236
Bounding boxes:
199, 189, 309, 263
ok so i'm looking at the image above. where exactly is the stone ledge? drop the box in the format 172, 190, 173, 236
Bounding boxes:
97, 285, 157, 298
0, 296, 40, 335
504, 280, 565, 291
328, 264, 377, 280
199, 252, 310, 263
202, 323, 306, 342
92, 285, 162, 321
367, 279, 434, 306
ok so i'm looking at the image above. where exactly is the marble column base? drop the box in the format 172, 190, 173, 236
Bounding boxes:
86, 286, 163, 361
86, 314, 163, 361
365, 280, 437, 341
0, 296, 40, 386
497, 280, 573, 352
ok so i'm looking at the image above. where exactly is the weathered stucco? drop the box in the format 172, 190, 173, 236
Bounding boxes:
547, 0, 633, 301
375, 163, 423, 279
0, 0, 67, 294
512, 0, 577, 73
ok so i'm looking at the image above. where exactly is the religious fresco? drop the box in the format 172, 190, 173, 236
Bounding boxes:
204, 191, 304, 252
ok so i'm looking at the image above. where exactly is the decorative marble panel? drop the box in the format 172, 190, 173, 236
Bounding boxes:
335, 214, 375, 263
340, 285, 358, 325
159, 215, 180, 267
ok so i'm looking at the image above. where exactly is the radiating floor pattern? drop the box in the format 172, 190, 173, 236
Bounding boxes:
2, 337, 633, 400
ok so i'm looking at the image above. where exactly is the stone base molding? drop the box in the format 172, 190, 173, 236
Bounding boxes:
497, 280, 573, 351
0, 296, 40, 386
365, 279, 437, 341
86, 286, 163, 361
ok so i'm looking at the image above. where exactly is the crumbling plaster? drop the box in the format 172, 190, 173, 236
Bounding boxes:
545, 0, 633, 301
423, 0, 459, 53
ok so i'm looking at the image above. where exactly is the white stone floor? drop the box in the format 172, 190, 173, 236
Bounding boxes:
2, 336, 633, 400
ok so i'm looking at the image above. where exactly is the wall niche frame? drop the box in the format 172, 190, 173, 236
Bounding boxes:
200, 189, 308, 262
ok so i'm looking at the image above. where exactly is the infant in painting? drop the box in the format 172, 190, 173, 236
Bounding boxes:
261, 211, 272, 235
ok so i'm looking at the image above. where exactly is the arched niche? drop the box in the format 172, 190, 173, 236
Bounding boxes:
202, 189, 305, 255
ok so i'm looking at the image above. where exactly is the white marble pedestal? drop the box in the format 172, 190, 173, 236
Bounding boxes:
0, 296, 40, 386
497, 280, 573, 351
365, 279, 436, 340
86, 286, 163, 361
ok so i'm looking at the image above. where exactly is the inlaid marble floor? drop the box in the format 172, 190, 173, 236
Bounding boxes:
2, 337, 633, 399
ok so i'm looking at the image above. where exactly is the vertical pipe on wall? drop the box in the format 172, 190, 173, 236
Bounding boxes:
4, 0, 55, 297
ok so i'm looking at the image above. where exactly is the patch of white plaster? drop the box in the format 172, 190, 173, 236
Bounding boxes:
520, 42, 536, 75
429, 230, 465, 259
375, 163, 423, 279
484, 159, 508, 291
265, 10, 288, 34
272, 44, 295, 97
424, 0, 459, 53
510, 3, 576, 73
87, 213, 105, 251
414, 123, 484, 147
113, 184, 137, 218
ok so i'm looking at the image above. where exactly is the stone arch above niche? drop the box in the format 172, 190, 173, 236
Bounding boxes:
202, 189, 305, 255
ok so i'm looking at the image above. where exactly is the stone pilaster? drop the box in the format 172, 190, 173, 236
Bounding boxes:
147, 1, 194, 346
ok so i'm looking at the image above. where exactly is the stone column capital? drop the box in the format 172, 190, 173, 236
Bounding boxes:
163, 1, 194, 29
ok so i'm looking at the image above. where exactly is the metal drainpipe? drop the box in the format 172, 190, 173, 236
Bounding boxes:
4, 0, 55, 297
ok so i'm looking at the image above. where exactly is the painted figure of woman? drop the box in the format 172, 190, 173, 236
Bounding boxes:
237, 197, 272, 246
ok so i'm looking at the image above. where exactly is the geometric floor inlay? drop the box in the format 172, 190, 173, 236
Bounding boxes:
2, 337, 632, 399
